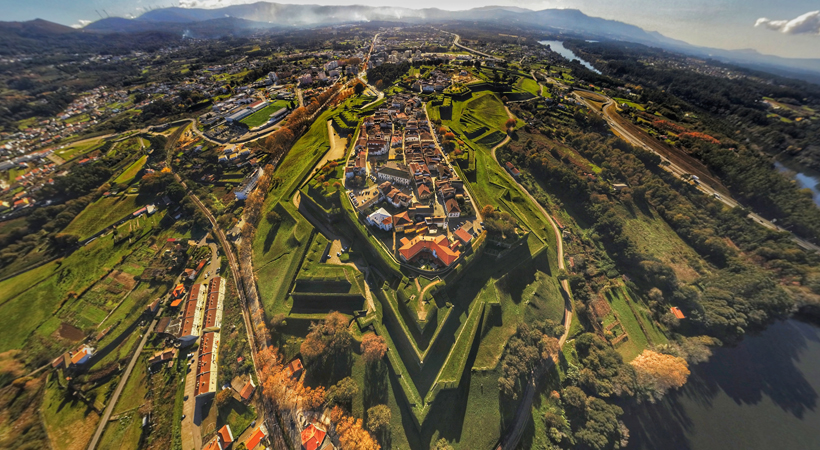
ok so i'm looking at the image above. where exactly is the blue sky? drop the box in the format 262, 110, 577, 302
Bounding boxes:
5, 0, 820, 58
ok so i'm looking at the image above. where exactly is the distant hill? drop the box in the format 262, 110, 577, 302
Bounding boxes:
0, 18, 179, 55
5, 3, 820, 83
0, 18, 78, 39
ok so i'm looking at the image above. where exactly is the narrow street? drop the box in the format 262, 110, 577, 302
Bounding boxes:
86, 307, 164, 450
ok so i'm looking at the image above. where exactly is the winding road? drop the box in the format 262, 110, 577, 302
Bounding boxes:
490, 109, 573, 450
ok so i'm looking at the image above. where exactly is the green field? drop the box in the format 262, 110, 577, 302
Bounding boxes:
240, 101, 289, 128
253, 107, 345, 313
114, 155, 148, 185
63, 195, 143, 240
55, 137, 106, 160
516, 77, 542, 97
41, 378, 101, 450
613, 97, 646, 111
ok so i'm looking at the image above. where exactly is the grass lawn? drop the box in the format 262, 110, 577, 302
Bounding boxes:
516, 77, 541, 97
63, 195, 143, 240
613, 97, 646, 111
217, 397, 256, 437
97, 411, 143, 450
114, 155, 148, 185
475, 241, 563, 370
253, 203, 314, 315
112, 358, 149, 415
240, 101, 289, 128
55, 137, 106, 160
253, 107, 347, 313
41, 377, 101, 450
605, 285, 669, 361
619, 205, 704, 283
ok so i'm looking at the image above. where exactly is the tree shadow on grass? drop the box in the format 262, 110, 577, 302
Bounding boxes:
364, 361, 389, 411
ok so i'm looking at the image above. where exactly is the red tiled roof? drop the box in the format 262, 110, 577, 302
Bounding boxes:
393, 211, 413, 227
670, 307, 685, 319
284, 358, 303, 378
245, 427, 266, 450
454, 228, 472, 244
239, 381, 255, 400
301, 424, 327, 450
398, 234, 460, 267
218, 424, 234, 445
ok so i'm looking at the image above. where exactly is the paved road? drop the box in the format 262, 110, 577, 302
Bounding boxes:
574, 91, 820, 253
87, 307, 164, 450
438, 29, 502, 61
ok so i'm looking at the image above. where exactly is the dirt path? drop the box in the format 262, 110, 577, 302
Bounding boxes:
490, 122, 574, 450
303, 120, 347, 186
417, 279, 442, 319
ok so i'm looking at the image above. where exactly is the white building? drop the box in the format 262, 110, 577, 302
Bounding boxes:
234, 167, 265, 201
367, 208, 393, 231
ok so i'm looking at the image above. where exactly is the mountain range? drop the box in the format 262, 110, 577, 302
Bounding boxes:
4, 2, 820, 84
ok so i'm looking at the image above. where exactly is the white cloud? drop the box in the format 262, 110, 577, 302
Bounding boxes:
71, 19, 92, 29
755, 10, 820, 35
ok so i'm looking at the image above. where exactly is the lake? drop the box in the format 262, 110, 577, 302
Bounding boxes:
622, 319, 820, 450
538, 40, 601, 74
775, 161, 820, 207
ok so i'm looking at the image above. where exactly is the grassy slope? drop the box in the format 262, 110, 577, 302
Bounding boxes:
0, 237, 129, 352
253, 108, 341, 314
114, 155, 148, 185
42, 378, 100, 450
63, 195, 143, 240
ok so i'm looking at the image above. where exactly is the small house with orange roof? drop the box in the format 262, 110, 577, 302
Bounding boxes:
670, 307, 685, 320
245, 425, 268, 450
238, 378, 256, 403
171, 284, 186, 299
301, 423, 335, 450
69, 345, 94, 367
453, 228, 473, 246
283, 357, 304, 380
202, 424, 234, 450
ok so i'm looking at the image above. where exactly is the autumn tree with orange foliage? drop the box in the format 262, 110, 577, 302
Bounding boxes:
630, 349, 690, 402
361, 334, 387, 364
505, 117, 517, 132
330, 406, 381, 450
257, 346, 327, 412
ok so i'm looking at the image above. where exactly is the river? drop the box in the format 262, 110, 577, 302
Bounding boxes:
622, 319, 820, 450
775, 161, 820, 207
538, 40, 601, 74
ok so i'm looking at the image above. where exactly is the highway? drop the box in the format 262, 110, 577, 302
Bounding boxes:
437, 29, 502, 61
572, 90, 820, 253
